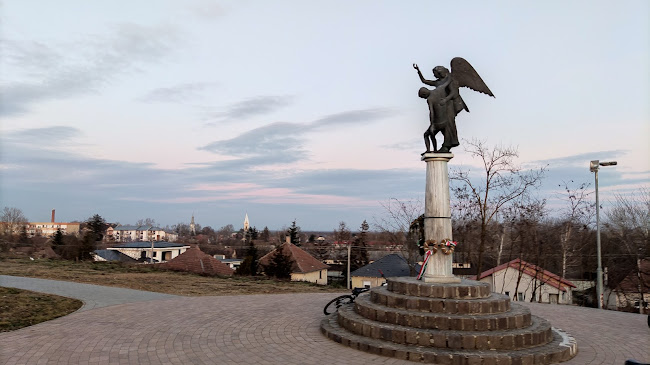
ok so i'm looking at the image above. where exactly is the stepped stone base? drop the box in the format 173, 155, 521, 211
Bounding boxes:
321, 277, 577, 364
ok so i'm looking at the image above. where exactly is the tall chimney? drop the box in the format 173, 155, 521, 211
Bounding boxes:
51, 209, 55, 223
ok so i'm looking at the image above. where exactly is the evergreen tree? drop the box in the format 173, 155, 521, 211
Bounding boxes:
261, 226, 270, 242
78, 231, 97, 260
250, 226, 259, 240
52, 228, 64, 249
287, 220, 301, 246
264, 245, 294, 279
18, 225, 29, 244
236, 241, 259, 276
85, 214, 107, 241
351, 220, 370, 271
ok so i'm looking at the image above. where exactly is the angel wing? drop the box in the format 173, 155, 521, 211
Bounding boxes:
450, 57, 495, 97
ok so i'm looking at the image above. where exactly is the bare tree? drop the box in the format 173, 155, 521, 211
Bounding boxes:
505, 196, 547, 300
605, 187, 649, 313
136, 218, 156, 227
334, 221, 351, 244
373, 198, 423, 274
450, 139, 545, 276
1, 207, 28, 236
555, 181, 594, 280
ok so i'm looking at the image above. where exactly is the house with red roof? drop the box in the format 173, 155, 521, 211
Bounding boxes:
259, 242, 329, 285
604, 258, 649, 313
471, 258, 576, 305
160, 247, 234, 276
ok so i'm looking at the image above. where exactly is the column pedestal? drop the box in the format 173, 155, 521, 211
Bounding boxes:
421, 153, 461, 283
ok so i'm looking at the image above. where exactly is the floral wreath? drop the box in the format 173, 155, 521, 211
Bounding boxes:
421, 238, 458, 255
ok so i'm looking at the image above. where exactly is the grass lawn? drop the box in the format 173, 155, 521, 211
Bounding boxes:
0, 257, 344, 296
0, 287, 82, 332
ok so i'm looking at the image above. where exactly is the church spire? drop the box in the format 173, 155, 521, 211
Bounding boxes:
244, 213, 250, 232
190, 213, 196, 236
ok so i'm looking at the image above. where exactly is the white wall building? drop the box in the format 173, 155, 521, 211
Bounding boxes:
473, 258, 576, 305
27, 222, 81, 237
112, 225, 166, 242
107, 241, 190, 263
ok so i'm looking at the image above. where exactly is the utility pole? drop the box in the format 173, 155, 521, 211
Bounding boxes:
347, 241, 351, 289
150, 237, 155, 264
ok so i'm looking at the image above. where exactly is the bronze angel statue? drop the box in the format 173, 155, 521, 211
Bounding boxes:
413, 57, 494, 154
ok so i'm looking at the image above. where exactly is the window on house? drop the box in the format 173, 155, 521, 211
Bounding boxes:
504, 291, 510, 297
153, 252, 157, 257
517, 292, 524, 301
319, 271, 322, 279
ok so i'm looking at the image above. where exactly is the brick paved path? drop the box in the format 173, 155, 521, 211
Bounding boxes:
0, 275, 178, 311
0, 279, 648, 364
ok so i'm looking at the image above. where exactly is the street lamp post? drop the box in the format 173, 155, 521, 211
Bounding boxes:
150, 233, 155, 264
590, 160, 617, 309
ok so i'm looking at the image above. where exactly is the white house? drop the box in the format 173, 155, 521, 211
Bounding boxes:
107, 241, 190, 263
473, 258, 576, 305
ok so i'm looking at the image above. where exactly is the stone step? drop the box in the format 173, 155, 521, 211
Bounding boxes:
387, 277, 492, 299
337, 305, 552, 351
356, 294, 531, 331
370, 286, 511, 314
321, 314, 577, 365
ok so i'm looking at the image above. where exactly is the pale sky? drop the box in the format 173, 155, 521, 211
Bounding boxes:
1, 1, 648, 230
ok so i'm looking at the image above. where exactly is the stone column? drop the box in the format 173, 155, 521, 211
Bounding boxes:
421, 152, 461, 283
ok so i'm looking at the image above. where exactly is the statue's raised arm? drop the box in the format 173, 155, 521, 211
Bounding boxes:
413, 63, 446, 87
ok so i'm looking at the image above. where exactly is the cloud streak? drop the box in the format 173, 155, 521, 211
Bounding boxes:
0, 23, 180, 116
203, 95, 294, 124
199, 108, 394, 164
5, 126, 82, 145
138, 82, 217, 103
530, 150, 629, 167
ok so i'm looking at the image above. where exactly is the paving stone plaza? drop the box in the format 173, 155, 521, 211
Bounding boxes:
0, 276, 648, 364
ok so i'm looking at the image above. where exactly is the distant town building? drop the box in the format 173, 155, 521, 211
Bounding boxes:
112, 225, 166, 242
165, 230, 179, 242
214, 254, 244, 271
107, 241, 190, 263
26, 209, 80, 237
190, 213, 196, 236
